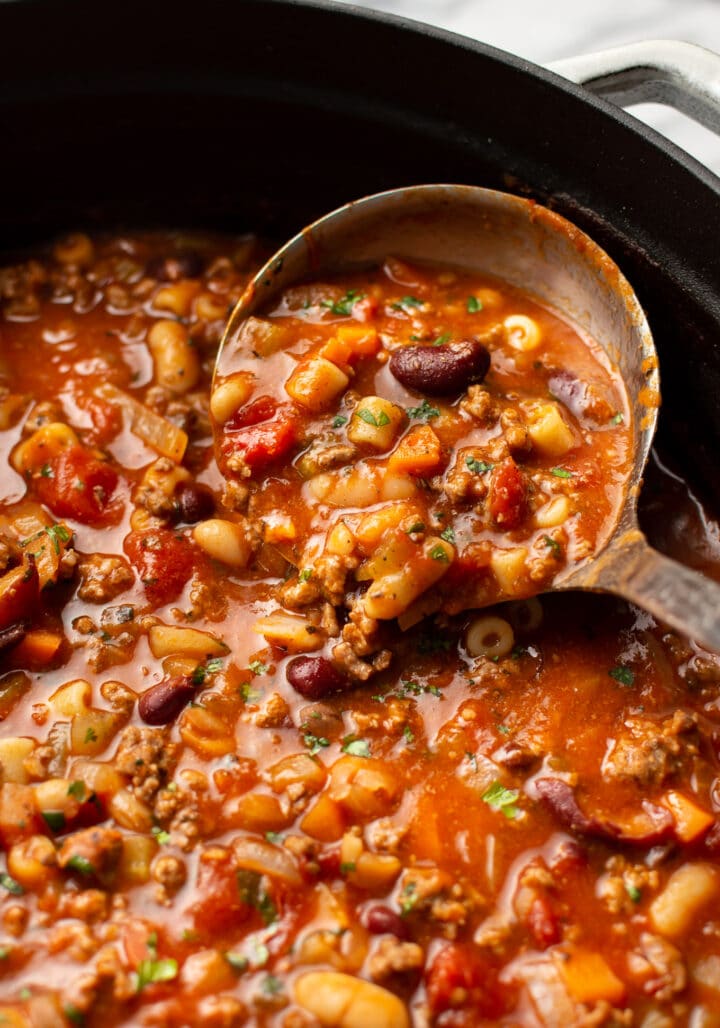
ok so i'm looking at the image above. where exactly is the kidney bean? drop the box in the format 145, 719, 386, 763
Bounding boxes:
389, 337, 490, 396
175, 481, 215, 524
147, 252, 203, 282
139, 675, 196, 725
286, 656, 347, 699
362, 904, 409, 939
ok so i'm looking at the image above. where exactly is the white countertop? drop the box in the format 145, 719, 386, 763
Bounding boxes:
339, 0, 720, 176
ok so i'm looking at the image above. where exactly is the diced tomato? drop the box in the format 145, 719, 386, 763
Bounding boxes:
190, 861, 252, 936
527, 894, 561, 948
223, 396, 297, 471
75, 392, 123, 446
426, 943, 506, 1019
35, 446, 120, 525
489, 458, 526, 529
124, 529, 195, 607
352, 295, 380, 321
122, 918, 158, 966
226, 395, 278, 431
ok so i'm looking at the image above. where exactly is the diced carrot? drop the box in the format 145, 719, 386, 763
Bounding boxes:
300, 794, 345, 842
388, 425, 443, 474
11, 629, 63, 667
556, 947, 626, 1005
336, 324, 380, 357
318, 337, 354, 372
0, 562, 38, 631
661, 790, 715, 843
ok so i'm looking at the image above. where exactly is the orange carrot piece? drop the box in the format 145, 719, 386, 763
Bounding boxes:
661, 790, 715, 843
11, 629, 63, 667
388, 425, 443, 474
556, 948, 626, 1005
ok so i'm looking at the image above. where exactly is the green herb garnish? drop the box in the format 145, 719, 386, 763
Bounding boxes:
466, 295, 483, 313
357, 408, 391, 427
550, 467, 573, 479
303, 733, 330, 755
609, 665, 635, 686
136, 957, 178, 992
482, 781, 520, 819
407, 399, 440, 421
322, 290, 364, 316
465, 456, 493, 474
341, 736, 370, 758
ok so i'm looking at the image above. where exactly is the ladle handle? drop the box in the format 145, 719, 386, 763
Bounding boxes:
590, 533, 720, 652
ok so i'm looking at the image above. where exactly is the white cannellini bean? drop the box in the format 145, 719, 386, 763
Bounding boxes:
649, 863, 719, 938
294, 971, 409, 1028
193, 518, 252, 568
148, 319, 200, 394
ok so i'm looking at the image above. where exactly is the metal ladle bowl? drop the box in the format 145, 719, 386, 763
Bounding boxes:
214, 184, 720, 652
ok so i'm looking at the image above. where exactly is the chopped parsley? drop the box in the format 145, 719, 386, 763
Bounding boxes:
303, 733, 330, 756
322, 289, 364, 316
391, 295, 424, 311
237, 870, 278, 926
248, 660, 268, 677
429, 544, 450, 562
265, 831, 283, 844
609, 665, 635, 686
543, 535, 562, 558
151, 826, 171, 845
403, 725, 415, 744
440, 526, 456, 545
67, 855, 95, 876
611, 412, 624, 425
341, 736, 371, 758
432, 332, 451, 346
357, 408, 390, 428
340, 862, 357, 874
482, 781, 520, 819
45, 523, 71, 554
497, 724, 511, 734
261, 974, 283, 996
626, 883, 642, 903
406, 520, 426, 534
407, 399, 440, 421
550, 467, 573, 479
136, 957, 178, 992
225, 951, 249, 973
84, 727, 98, 744
399, 881, 418, 916
192, 657, 224, 684
466, 456, 493, 474
39, 463, 53, 478
67, 780, 86, 801
332, 414, 348, 428
466, 295, 483, 313
41, 810, 66, 833
299, 568, 313, 582
0, 872, 23, 896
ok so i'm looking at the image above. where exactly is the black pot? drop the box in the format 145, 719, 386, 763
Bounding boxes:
1, 0, 719, 494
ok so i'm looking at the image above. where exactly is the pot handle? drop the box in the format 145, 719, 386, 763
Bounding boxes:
548, 40, 720, 136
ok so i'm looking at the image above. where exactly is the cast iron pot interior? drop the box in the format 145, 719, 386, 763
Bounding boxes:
1, 0, 719, 499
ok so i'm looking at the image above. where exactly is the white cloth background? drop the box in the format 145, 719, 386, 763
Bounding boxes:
337, 0, 720, 175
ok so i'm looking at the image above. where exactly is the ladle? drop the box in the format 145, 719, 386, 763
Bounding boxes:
214, 184, 720, 652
